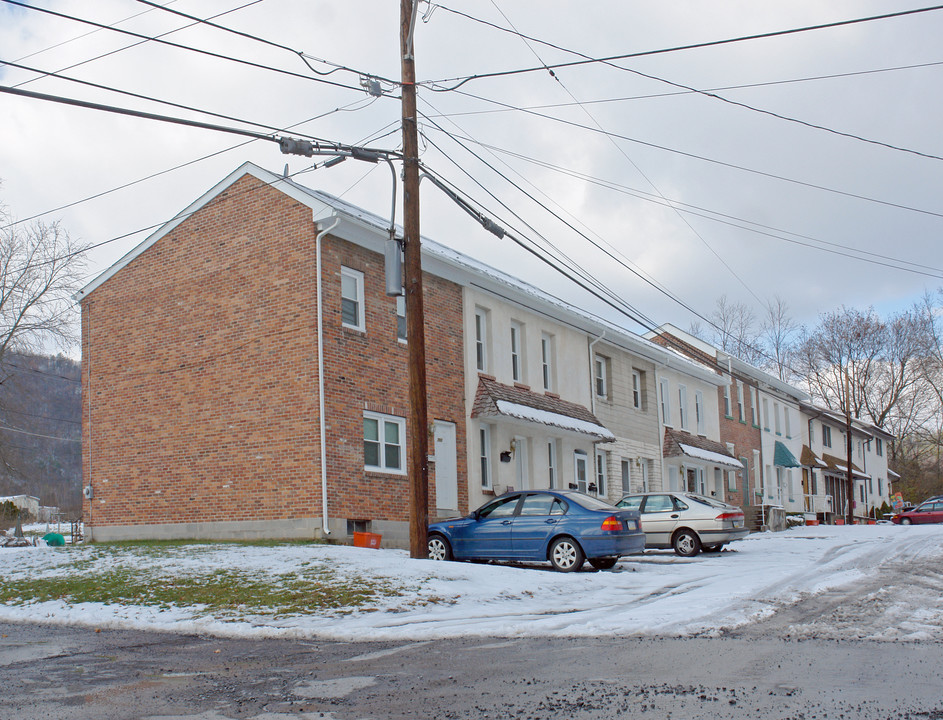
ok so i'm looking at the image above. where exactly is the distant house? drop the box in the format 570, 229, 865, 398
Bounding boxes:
0, 494, 40, 519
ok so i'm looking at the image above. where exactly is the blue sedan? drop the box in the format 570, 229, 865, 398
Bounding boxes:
427, 490, 645, 572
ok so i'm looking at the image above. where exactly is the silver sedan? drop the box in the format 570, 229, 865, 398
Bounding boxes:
616, 492, 749, 557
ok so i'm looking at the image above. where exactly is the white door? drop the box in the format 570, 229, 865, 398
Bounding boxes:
433, 421, 458, 511
514, 436, 529, 490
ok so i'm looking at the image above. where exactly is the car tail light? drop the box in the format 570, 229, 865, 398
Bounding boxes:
601, 516, 623, 531
715, 512, 743, 521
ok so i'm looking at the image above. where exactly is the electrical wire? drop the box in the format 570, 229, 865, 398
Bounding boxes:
422, 3, 943, 90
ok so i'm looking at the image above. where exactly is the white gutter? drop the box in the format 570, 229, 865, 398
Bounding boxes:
316, 216, 340, 536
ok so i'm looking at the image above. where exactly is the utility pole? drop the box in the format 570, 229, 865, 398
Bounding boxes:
401, 0, 429, 558
845, 369, 855, 526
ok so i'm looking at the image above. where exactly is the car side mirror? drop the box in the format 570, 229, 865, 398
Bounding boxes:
471, 510, 480, 520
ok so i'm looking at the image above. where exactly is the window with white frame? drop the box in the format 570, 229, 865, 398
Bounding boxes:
876, 437, 883, 456
695, 390, 705, 435
474, 308, 489, 372
678, 385, 688, 430
594, 354, 609, 399
784, 407, 791, 438
736, 381, 745, 422
595, 450, 607, 496
395, 293, 407, 342
808, 418, 814, 443
510, 321, 524, 382
750, 387, 759, 426
774, 402, 782, 435
547, 440, 557, 489
762, 397, 770, 431
822, 424, 832, 448
631, 370, 642, 409
878, 477, 884, 495
341, 266, 365, 331
659, 377, 671, 426
541, 333, 554, 392
479, 424, 492, 488
621, 459, 631, 493
363, 412, 405, 473
723, 381, 732, 417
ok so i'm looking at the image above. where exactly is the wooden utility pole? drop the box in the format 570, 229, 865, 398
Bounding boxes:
845, 369, 855, 526
401, 0, 429, 558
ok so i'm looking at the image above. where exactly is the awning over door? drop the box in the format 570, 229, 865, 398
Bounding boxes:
663, 428, 742, 469
774, 441, 801, 468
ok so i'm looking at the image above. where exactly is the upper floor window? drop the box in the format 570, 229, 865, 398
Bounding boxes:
474, 307, 489, 372
695, 390, 705, 435
762, 397, 770, 431
723, 381, 732, 417
808, 418, 814, 443
784, 407, 791, 438
395, 292, 407, 342
750, 387, 759, 426
364, 412, 405, 473
876, 437, 884, 456
678, 385, 688, 431
510, 321, 524, 382
341, 266, 365, 331
736, 381, 745, 422
659, 377, 671, 426
631, 370, 642, 409
541, 333, 554, 392
774, 403, 782, 435
822, 424, 832, 448
595, 354, 609, 399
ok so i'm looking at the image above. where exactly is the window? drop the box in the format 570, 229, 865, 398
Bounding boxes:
547, 440, 557, 489
737, 381, 745, 422
857, 440, 863, 459
659, 377, 671, 426
520, 494, 566, 516
750, 387, 759, 426
510, 321, 523, 382
808, 418, 814, 444
341, 266, 365, 331
811, 471, 818, 496
631, 370, 642, 409
474, 308, 489, 372
541, 333, 554, 392
595, 451, 608, 496
363, 412, 405, 473
774, 403, 782, 435
621, 459, 631, 493
822, 424, 832, 448
878, 477, 884, 496
678, 385, 688, 430
395, 293, 407, 342
784, 407, 791, 438
479, 494, 520, 519
762, 398, 770, 431
869, 476, 874, 494
876, 438, 883, 456
723, 381, 732, 417
695, 390, 705, 435
594, 354, 608, 399
479, 425, 492, 488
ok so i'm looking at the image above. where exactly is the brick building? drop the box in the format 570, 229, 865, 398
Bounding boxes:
78, 163, 468, 544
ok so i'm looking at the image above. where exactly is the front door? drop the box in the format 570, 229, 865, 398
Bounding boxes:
433, 421, 458, 511
514, 436, 529, 490
574, 450, 588, 493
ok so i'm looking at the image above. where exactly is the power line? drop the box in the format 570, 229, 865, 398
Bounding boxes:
439, 4, 943, 162
423, 3, 943, 90
2, 0, 372, 96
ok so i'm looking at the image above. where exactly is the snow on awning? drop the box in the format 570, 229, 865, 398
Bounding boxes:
494, 400, 615, 441
677, 443, 743, 469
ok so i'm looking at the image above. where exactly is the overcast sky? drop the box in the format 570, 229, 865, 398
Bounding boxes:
2, 1, 942, 351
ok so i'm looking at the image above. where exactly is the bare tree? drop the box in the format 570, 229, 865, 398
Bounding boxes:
759, 295, 798, 382
0, 202, 87, 361
706, 295, 762, 365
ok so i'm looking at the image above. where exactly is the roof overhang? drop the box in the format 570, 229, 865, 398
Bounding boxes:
774, 440, 801, 468
490, 400, 615, 441
676, 443, 743, 470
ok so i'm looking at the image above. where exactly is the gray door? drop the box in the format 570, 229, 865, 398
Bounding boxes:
434, 421, 458, 511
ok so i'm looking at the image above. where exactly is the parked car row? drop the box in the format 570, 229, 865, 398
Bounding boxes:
426, 489, 749, 572
892, 497, 943, 525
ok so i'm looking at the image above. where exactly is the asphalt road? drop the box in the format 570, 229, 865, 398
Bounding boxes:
1, 614, 941, 720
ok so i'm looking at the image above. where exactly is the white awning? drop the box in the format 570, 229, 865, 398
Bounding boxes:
677, 443, 743, 469
494, 400, 615, 441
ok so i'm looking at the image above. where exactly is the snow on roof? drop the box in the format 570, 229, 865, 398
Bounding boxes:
494, 400, 615, 441
677, 443, 743, 469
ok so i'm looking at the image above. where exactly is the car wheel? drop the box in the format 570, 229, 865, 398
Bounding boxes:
901, 518, 912, 525
672, 529, 701, 557
549, 537, 585, 572
588, 557, 618, 570
427, 533, 453, 561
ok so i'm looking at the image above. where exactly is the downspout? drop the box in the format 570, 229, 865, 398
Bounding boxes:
316, 216, 340, 537
85, 301, 92, 540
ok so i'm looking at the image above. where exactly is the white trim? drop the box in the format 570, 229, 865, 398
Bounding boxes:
363, 411, 406, 474
341, 266, 365, 332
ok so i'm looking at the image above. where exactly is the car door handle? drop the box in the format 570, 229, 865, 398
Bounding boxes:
670, 514, 680, 518
501, 520, 512, 525
544, 518, 558, 524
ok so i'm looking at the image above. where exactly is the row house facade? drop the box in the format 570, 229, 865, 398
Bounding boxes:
79, 162, 748, 544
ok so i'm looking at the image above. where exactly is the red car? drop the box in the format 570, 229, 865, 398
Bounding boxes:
893, 500, 943, 525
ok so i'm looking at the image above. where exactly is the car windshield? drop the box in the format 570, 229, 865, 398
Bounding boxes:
559, 491, 619, 511
681, 493, 733, 509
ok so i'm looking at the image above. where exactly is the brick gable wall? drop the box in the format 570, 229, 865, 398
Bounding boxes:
82, 174, 466, 539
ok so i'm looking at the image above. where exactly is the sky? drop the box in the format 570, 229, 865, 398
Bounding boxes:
4, 524, 943, 641
2, 1, 943, 354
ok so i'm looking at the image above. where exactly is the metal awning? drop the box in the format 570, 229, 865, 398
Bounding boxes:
774, 441, 801, 468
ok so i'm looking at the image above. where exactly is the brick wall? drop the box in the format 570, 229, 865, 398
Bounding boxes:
82, 173, 466, 537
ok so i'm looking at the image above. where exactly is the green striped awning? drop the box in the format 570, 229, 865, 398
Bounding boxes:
774, 440, 801, 468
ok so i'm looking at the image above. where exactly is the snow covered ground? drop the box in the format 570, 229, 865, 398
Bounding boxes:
2, 524, 942, 642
